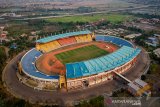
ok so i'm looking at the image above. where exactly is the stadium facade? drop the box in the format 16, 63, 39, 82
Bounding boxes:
18, 30, 141, 90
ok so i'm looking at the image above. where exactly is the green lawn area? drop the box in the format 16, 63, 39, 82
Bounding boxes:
148, 64, 160, 75
55, 45, 109, 64
5, 24, 36, 37
112, 89, 133, 97
45, 13, 134, 24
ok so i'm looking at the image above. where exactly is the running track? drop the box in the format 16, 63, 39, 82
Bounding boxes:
2, 47, 150, 106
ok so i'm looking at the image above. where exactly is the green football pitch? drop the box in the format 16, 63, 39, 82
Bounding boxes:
55, 45, 109, 64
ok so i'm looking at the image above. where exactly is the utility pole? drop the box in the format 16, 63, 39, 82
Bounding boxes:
0, 29, 2, 44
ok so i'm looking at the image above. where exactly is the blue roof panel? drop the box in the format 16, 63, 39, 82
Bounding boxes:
66, 46, 141, 79
36, 30, 92, 43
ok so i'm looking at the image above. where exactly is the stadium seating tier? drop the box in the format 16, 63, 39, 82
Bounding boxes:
36, 30, 92, 43
95, 35, 134, 47
66, 35, 140, 79
21, 48, 59, 80
57, 37, 77, 46
22, 34, 140, 82
66, 46, 141, 79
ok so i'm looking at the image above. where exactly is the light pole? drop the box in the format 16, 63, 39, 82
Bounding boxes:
0, 30, 2, 44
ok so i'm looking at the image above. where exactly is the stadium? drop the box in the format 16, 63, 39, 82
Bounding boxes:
18, 30, 141, 91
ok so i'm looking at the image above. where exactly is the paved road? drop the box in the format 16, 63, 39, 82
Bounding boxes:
2, 48, 150, 106
123, 47, 150, 80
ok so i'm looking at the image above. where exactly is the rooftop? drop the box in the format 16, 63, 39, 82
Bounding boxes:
154, 48, 160, 58
134, 79, 147, 88
124, 33, 142, 39
66, 46, 141, 79
128, 82, 140, 91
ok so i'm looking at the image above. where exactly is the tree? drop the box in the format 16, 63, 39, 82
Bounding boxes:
141, 75, 146, 80
0, 47, 7, 73
75, 96, 104, 107
0, 97, 5, 107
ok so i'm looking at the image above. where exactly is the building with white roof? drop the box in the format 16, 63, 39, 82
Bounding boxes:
127, 79, 151, 97
154, 48, 160, 58
124, 33, 142, 39
134, 78, 147, 88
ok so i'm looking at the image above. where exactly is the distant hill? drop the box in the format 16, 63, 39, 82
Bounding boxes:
122, 0, 160, 5
0, 0, 159, 7
0, 0, 56, 7
0, 0, 87, 7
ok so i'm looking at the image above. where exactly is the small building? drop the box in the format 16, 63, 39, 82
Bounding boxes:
124, 33, 142, 39
127, 79, 151, 98
153, 48, 160, 58
134, 79, 150, 93
154, 34, 160, 40
10, 43, 17, 49
0, 31, 8, 43
29, 36, 36, 41
20, 33, 28, 37
145, 37, 159, 47
0, 33, 7, 38
2, 13, 16, 17
31, 31, 37, 36
128, 82, 140, 96
152, 18, 160, 23
0, 26, 5, 30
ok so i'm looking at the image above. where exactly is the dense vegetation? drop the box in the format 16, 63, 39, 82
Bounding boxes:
0, 47, 6, 74
75, 96, 104, 107
5, 20, 77, 37
148, 64, 160, 75
0, 47, 32, 107
112, 88, 133, 97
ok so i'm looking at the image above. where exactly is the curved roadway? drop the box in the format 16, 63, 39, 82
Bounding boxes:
2, 47, 150, 106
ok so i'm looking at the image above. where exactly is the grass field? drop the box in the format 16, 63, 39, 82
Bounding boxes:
46, 13, 134, 24
55, 45, 108, 64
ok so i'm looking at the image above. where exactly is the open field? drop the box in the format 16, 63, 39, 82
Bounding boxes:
55, 45, 108, 64
3, 13, 136, 37
45, 13, 134, 24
